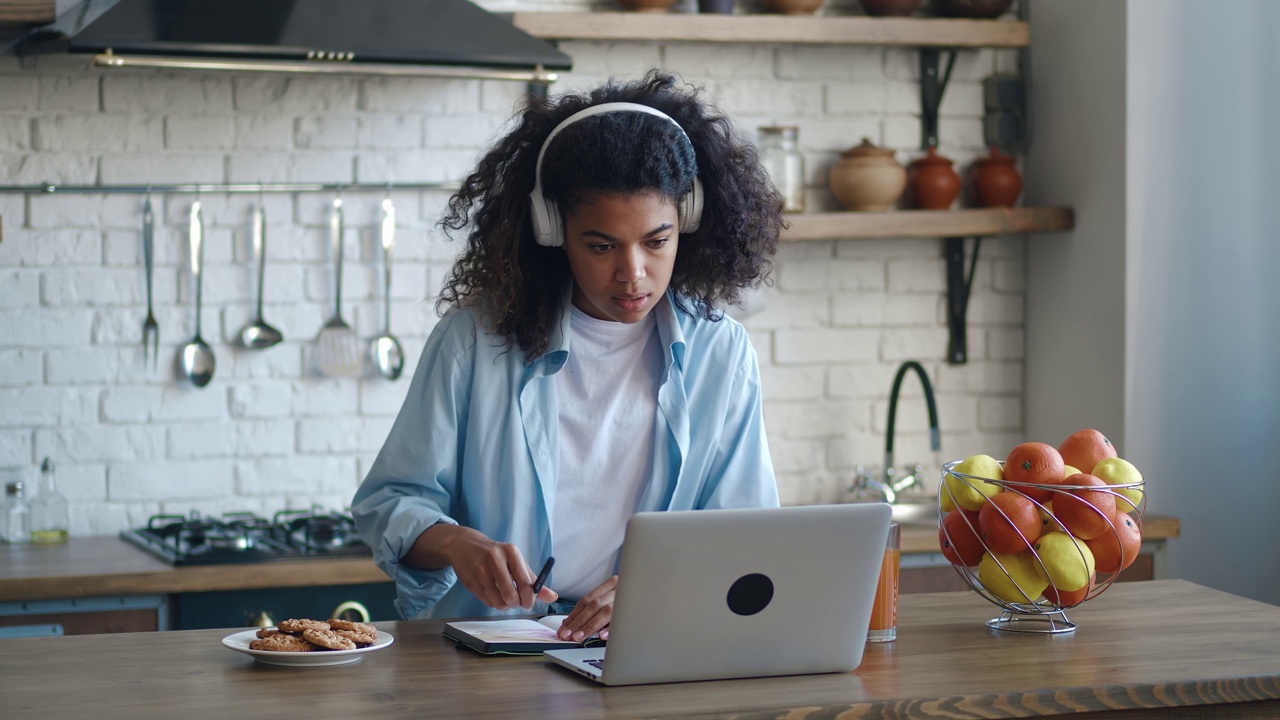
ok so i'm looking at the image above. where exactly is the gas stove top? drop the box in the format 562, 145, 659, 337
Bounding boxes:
120, 509, 371, 566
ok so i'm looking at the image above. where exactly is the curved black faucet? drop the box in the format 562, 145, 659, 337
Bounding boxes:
884, 360, 940, 494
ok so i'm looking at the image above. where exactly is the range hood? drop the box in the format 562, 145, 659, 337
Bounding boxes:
17, 0, 572, 83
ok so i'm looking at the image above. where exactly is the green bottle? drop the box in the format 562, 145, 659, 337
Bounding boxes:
30, 457, 69, 544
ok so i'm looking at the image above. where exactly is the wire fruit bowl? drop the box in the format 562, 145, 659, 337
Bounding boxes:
938, 459, 1146, 634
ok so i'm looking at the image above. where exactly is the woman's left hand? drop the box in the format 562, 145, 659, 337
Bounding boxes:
557, 575, 617, 642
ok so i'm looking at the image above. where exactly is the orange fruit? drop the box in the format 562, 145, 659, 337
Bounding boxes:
1057, 428, 1118, 474
1043, 572, 1095, 608
1004, 442, 1066, 503
939, 508, 984, 566
978, 491, 1042, 554
1052, 473, 1118, 540
1086, 512, 1143, 574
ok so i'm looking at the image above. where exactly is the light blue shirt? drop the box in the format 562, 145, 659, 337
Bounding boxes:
351, 292, 779, 620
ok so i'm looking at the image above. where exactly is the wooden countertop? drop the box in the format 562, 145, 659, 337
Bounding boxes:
2, 580, 1276, 719
0, 515, 1180, 602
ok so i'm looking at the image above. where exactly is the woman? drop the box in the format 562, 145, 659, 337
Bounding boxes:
352, 70, 784, 643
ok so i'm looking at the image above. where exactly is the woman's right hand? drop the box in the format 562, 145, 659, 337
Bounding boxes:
407, 524, 558, 611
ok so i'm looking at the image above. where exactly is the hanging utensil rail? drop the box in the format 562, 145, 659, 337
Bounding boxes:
0, 182, 458, 195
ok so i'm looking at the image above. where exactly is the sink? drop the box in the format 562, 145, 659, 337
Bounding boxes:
889, 501, 941, 527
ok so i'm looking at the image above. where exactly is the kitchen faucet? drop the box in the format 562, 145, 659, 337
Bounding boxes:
852, 360, 940, 504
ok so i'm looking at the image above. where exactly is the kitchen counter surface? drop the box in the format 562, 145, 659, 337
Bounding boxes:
2, 579, 1276, 719
0, 515, 1181, 602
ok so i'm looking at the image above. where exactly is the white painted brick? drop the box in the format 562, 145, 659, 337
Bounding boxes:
358, 116, 423, 150
33, 115, 163, 152
360, 78, 481, 114
424, 114, 510, 150
90, 303, 186, 346
938, 117, 986, 151
775, 328, 878, 364
360, 416, 396, 452
44, 347, 160, 385
833, 292, 940, 327
108, 460, 236, 501
766, 400, 857, 440
53, 463, 107, 500
825, 82, 887, 115
41, 268, 150, 306
935, 361, 1022, 394
229, 382, 294, 419
36, 425, 165, 463
978, 395, 1022, 431
101, 385, 226, 423
480, 79, 528, 115
881, 326, 946, 362
948, 48, 997, 83
0, 76, 38, 111
0, 269, 39, 306
167, 419, 293, 460
0, 386, 95, 425
291, 379, 358, 416
100, 154, 223, 184
218, 304, 327, 349
708, 79, 826, 120
0, 350, 41, 386
884, 80, 921, 115
304, 261, 375, 306
0, 308, 94, 347
226, 152, 355, 184
189, 264, 252, 306
939, 81, 986, 118
664, 44, 776, 79
233, 115, 295, 151
881, 115, 923, 151
236, 456, 358, 495
69, 501, 162, 537
296, 417, 362, 453
2, 152, 97, 184
0, 430, 33, 465
887, 258, 945, 293
295, 116, 358, 149
776, 46, 883, 82
965, 292, 1024, 325
37, 76, 100, 112
883, 48, 918, 82
233, 76, 358, 112
778, 259, 883, 292
356, 149, 477, 185
165, 115, 236, 150
827, 431, 886, 472
767, 438, 825, 474
0, 115, 31, 150
985, 327, 1024, 360
795, 116, 882, 153
991, 257, 1025, 292
994, 49, 1020, 75
0, 229, 102, 266
356, 377, 408, 416
760, 365, 825, 402
103, 76, 234, 113
554, 41, 662, 75
735, 289, 828, 330
223, 344, 305, 380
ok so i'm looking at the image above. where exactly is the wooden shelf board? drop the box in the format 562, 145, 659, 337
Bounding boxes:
511, 12, 1029, 48
781, 207, 1074, 241
0, 0, 53, 27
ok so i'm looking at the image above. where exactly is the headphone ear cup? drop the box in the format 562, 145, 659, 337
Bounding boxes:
679, 176, 704, 235
528, 190, 562, 247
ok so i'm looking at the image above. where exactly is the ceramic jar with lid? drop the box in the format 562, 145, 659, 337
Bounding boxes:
967, 145, 1023, 208
907, 147, 962, 210
828, 138, 907, 212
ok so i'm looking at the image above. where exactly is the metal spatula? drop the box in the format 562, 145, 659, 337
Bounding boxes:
315, 197, 361, 377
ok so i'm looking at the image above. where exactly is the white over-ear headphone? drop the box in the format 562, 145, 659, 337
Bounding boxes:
528, 101, 705, 248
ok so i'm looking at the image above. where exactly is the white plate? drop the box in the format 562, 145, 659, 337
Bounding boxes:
222, 629, 395, 667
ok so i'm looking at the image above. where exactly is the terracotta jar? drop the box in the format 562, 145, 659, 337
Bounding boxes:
967, 146, 1023, 208
828, 138, 907, 212
907, 147, 961, 210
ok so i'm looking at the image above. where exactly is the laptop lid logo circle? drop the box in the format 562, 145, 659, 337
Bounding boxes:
726, 573, 774, 616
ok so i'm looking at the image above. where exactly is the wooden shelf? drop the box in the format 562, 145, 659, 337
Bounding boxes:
510, 11, 1029, 48
781, 207, 1074, 241
0, 0, 52, 27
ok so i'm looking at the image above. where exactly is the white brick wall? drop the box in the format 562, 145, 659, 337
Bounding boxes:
0, 0, 1027, 533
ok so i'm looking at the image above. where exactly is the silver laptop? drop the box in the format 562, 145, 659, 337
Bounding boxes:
545, 503, 892, 686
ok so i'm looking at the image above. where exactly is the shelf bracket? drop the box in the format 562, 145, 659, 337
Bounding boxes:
945, 236, 981, 365
919, 48, 958, 149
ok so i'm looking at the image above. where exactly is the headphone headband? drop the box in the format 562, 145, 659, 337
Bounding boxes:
528, 102, 704, 247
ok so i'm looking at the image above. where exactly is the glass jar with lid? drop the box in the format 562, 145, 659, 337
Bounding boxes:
2, 468, 30, 544
757, 125, 805, 213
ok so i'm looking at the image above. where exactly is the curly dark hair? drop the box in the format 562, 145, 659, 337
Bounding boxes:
438, 70, 784, 360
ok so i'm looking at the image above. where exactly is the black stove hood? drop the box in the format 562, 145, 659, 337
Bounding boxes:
18, 0, 572, 83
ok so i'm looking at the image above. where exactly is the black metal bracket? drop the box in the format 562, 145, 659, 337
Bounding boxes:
945, 236, 981, 365
919, 48, 958, 150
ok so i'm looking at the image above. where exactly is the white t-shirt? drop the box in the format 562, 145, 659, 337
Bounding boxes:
551, 303, 663, 599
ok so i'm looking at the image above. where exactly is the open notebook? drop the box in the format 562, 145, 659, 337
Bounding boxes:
443, 615, 603, 655
545, 503, 892, 685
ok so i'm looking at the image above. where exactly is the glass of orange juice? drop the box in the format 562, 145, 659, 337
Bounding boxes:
868, 521, 900, 642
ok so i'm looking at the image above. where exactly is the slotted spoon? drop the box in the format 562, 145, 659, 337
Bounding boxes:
315, 197, 361, 377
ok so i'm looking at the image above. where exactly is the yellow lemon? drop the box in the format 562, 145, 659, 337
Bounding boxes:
1092, 457, 1144, 514
940, 488, 956, 513
1031, 531, 1095, 593
978, 551, 1048, 604
944, 454, 1002, 512
1063, 464, 1081, 479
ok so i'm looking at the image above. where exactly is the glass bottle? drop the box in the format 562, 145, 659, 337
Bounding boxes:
30, 457, 69, 544
3, 478, 30, 544
758, 125, 805, 213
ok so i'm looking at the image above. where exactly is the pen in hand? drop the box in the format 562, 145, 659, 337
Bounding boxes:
532, 556, 555, 595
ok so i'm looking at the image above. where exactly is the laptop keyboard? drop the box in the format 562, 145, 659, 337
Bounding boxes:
584, 658, 605, 670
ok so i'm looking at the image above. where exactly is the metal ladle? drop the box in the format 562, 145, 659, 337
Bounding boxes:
371, 196, 404, 380
239, 199, 283, 349
180, 201, 216, 387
